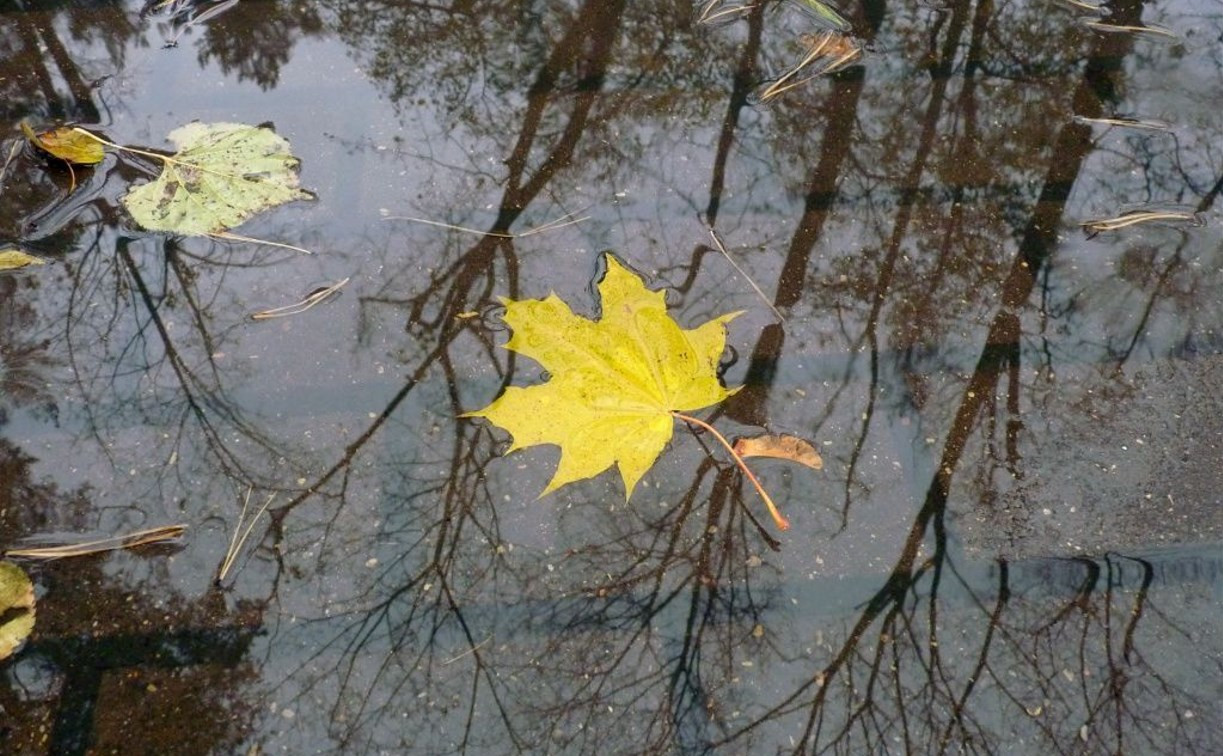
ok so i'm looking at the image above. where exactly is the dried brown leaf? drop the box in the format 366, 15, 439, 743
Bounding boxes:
733, 434, 823, 470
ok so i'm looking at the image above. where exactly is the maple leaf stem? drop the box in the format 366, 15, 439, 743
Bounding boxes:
671, 411, 791, 531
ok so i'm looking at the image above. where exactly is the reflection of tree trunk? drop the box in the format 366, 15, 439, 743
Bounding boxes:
499, 0, 627, 224
36, 17, 103, 122
717, 0, 1149, 748
9, 11, 64, 118
705, 3, 767, 226
7, 1, 103, 122
726, 0, 885, 426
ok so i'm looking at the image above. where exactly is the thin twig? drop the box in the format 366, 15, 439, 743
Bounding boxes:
707, 226, 785, 323
672, 411, 790, 531
442, 636, 493, 665
211, 231, 312, 255
5, 525, 187, 560
382, 209, 589, 239
516, 211, 591, 237
217, 487, 276, 584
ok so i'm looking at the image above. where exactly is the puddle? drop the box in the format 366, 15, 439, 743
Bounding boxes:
2, 0, 1222, 752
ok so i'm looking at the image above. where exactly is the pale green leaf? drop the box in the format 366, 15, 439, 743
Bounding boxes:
0, 560, 35, 661
122, 122, 312, 235
464, 254, 740, 499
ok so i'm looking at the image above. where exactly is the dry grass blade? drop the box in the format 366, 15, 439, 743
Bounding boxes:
758, 31, 861, 102
699, 0, 755, 24
707, 227, 785, 323
251, 277, 350, 320
442, 636, 493, 665
515, 211, 591, 237
1082, 20, 1179, 39
1073, 115, 1171, 131
5, 525, 187, 560
216, 487, 275, 584
1081, 209, 1203, 234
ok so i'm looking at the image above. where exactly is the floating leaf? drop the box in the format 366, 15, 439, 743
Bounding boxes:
21, 122, 104, 165
0, 248, 46, 272
465, 254, 741, 500
120, 122, 312, 236
0, 561, 35, 662
734, 434, 823, 470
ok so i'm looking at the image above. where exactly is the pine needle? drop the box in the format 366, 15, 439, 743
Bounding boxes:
383, 209, 589, 239
210, 231, 312, 255
216, 487, 275, 584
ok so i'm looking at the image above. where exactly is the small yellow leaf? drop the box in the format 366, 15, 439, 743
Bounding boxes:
22, 121, 104, 165
0, 561, 36, 661
464, 254, 740, 499
0, 248, 47, 272
733, 434, 823, 470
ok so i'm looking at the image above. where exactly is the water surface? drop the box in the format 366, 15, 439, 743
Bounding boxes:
2, 0, 1222, 753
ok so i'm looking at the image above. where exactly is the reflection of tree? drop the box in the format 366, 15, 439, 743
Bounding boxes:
0, 0, 139, 124
0, 278, 58, 427
1, 4, 311, 752
0, 436, 262, 755
4, 0, 1223, 751
189, 2, 323, 89
249, 0, 1223, 750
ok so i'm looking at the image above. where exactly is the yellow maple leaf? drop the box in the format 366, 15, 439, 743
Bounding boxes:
465, 254, 742, 500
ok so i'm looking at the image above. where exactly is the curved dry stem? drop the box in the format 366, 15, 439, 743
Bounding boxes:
672, 411, 790, 531
70, 127, 169, 163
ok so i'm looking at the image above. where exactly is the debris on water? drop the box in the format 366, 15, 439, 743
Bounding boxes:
251, 277, 350, 320
1072, 114, 1172, 131
1080, 207, 1204, 236
5, 525, 187, 560
756, 30, 861, 103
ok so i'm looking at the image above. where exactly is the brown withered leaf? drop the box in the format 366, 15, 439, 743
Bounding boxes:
733, 434, 823, 470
